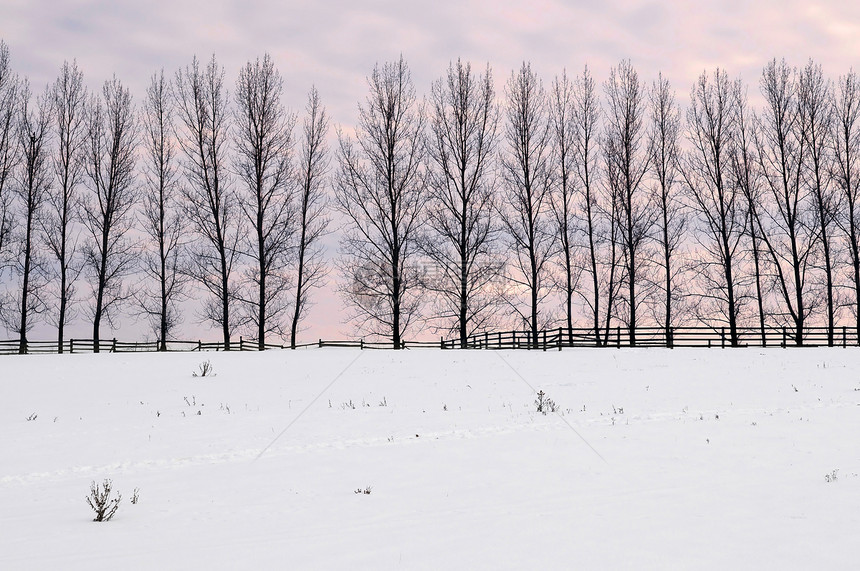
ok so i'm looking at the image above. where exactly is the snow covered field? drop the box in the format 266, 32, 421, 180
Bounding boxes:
1, 348, 858, 569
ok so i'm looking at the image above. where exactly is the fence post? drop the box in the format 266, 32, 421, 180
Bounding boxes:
843, 326, 847, 348
782, 327, 787, 348
318, 338, 322, 348
360, 338, 364, 350
112, 338, 117, 353
616, 327, 621, 348
70, 339, 74, 354
485, 331, 489, 349
721, 328, 725, 349
668, 327, 674, 349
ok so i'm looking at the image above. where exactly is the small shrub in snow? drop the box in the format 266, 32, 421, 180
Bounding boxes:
192, 361, 215, 377
131, 488, 140, 504
825, 469, 839, 483
535, 390, 558, 415
354, 486, 372, 495
26, 413, 37, 421
86, 479, 121, 522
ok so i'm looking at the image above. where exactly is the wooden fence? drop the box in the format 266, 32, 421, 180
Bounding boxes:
2, 325, 859, 355
0, 336, 442, 355
441, 325, 860, 350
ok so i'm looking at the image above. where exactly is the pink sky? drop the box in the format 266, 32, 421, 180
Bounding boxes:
4, 0, 860, 342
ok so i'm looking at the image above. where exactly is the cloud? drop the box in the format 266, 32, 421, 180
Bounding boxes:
8, 0, 859, 124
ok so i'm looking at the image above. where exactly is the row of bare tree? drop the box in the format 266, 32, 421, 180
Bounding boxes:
0, 44, 328, 352
335, 56, 860, 348
2, 44, 860, 350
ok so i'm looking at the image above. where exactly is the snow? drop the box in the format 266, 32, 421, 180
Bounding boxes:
1, 348, 858, 569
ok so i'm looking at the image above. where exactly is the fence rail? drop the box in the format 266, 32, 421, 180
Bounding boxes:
2, 325, 859, 355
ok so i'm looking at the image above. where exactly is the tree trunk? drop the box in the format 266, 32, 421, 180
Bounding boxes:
290, 231, 306, 350
257, 206, 266, 351
57, 207, 69, 354
751, 230, 766, 346
18, 211, 31, 355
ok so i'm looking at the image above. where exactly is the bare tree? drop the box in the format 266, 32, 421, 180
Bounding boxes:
798, 60, 838, 345
499, 62, 554, 347
569, 66, 608, 343
549, 69, 581, 339
335, 56, 427, 348
683, 69, 747, 346
82, 77, 138, 352
234, 54, 296, 350
290, 86, 330, 349
424, 59, 501, 347
138, 70, 187, 350
648, 73, 686, 336
9, 81, 52, 353
832, 69, 860, 340
756, 59, 817, 345
733, 85, 769, 345
174, 55, 239, 349
0, 41, 17, 277
45, 60, 86, 352
603, 60, 652, 345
